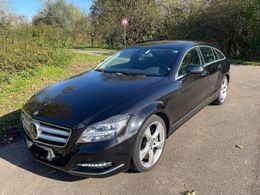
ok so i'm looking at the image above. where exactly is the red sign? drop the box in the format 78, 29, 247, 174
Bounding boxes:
121, 18, 128, 27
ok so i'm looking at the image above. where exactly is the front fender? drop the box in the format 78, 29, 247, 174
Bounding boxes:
125, 101, 169, 137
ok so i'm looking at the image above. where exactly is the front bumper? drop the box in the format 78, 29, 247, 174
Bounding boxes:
23, 132, 136, 178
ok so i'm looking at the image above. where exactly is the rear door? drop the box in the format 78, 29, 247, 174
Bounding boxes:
198, 46, 222, 97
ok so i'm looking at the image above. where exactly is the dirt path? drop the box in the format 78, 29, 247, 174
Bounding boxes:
71, 49, 116, 56
0, 65, 259, 195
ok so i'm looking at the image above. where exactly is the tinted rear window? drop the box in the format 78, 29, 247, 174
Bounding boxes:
214, 49, 225, 59
200, 47, 215, 64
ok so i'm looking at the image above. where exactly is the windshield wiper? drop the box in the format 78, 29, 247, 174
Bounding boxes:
114, 71, 146, 77
96, 69, 112, 74
96, 69, 146, 77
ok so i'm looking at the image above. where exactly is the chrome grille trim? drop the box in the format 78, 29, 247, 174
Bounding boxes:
21, 112, 71, 147
22, 113, 31, 129
38, 125, 70, 137
38, 133, 67, 143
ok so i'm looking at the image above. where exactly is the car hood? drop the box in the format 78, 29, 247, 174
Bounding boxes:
23, 70, 164, 128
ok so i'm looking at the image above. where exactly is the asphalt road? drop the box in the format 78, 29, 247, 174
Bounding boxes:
0, 65, 259, 195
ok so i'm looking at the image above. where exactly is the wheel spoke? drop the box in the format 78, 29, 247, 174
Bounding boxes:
140, 145, 150, 160
147, 149, 154, 166
144, 128, 152, 141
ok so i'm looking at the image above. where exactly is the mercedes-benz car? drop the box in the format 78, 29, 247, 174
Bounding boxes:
21, 41, 230, 177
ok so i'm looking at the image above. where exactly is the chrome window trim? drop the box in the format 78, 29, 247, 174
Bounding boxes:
175, 46, 201, 80
212, 47, 219, 60
175, 45, 226, 80
203, 58, 225, 67
200, 46, 226, 67
199, 45, 226, 67
21, 111, 72, 148
94, 52, 118, 70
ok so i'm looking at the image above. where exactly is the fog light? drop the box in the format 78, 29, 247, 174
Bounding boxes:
77, 162, 113, 168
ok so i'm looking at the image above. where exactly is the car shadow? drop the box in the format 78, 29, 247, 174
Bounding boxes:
0, 139, 85, 182
0, 109, 21, 140
0, 110, 84, 182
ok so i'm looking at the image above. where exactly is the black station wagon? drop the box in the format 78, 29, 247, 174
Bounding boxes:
21, 41, 230, 177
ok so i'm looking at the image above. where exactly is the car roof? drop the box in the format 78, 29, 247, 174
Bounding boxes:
129, 40, 214, 51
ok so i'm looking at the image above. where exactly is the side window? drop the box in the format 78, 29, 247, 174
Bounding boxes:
214, 49, 225, 59
200, 47, 215, 64
179, 48, 201, 76
212, 49, 219, 60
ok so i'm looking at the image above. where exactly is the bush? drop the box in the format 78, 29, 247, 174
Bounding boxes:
0, 25, 72, 86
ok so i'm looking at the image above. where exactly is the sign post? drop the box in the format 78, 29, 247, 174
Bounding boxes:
121, 18, 128, 48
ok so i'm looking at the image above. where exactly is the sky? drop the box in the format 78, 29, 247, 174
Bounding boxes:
11, 0, 93, 21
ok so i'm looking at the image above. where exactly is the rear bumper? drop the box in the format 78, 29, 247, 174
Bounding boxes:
24, 132, 136, 178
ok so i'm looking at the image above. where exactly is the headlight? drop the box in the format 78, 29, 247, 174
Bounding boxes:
77, 114, 130, 143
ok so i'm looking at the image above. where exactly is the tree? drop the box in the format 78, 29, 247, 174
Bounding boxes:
33, 0, 94, 45
159, 0, 259, 59
33, 0, 87, 30
33, 0, 73, 29
0, 0, 11, 34
73, 15, 96, 46
90, 0, 163, 48
241, 0, 260, 60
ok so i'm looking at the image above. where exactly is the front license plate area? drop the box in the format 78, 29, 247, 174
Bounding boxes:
31, 145, 48, 158
31, 144, 56, 161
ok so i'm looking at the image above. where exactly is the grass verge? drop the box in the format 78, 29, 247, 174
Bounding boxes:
229, 58, 260, 66
0, 52, 106, 141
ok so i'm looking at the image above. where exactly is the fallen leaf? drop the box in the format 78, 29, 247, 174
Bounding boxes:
183, 190, 195, 195
235, 145, 243, 149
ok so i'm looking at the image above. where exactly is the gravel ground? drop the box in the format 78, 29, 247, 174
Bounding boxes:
0, 65, 259, 195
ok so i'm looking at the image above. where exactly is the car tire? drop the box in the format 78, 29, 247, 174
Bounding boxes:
131, 115, 167, 172
212, 75, 229, 105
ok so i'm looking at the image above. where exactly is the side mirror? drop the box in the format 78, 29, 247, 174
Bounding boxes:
186, 64, 204, 75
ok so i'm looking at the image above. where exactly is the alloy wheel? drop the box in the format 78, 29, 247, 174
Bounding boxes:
220, 77, 228, 103
139, 121, 166, 168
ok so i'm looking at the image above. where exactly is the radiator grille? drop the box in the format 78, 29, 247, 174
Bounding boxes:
21, 112, 71, 147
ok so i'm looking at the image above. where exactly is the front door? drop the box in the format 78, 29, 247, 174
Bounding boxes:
170, 47, 206, 124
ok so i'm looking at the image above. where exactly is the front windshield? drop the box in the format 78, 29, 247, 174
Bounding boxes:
96, 48, 179, 77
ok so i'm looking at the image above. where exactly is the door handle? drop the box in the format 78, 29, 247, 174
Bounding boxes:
217, 64, 222, 70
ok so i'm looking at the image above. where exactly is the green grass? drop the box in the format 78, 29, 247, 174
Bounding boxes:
0, 52, 106, 139
72, 44, 118, 52
229, 58, 260, 66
